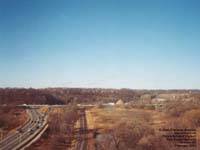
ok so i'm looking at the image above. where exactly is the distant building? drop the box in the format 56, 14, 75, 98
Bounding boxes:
152, 98, 166, 104
116, 99, 124, 106
102, 102, 115, 107
107, 102, 115, 106
140, 94, 151, 100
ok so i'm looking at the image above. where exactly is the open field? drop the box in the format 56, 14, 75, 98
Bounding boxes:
87, 107, 166, 130
86, 106, 200, 150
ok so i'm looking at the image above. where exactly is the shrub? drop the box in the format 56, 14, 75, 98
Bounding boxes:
163, 100, 200, 117
182, 110, 200, 128
102, 119, 154, 150
139, 134, 176, 150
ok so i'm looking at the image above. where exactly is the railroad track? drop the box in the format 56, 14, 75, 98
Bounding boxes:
0, 108, 46, 150
75, 109, 88, 150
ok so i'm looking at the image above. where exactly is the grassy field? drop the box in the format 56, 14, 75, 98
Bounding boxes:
86, 107, 166, 131
86, 106, 200, 150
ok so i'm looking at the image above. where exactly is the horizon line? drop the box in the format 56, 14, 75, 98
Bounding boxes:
0, 86, 200, 91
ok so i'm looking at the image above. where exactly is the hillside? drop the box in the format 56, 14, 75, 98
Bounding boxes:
0, 88, 200, 105
0, 88, 64, 105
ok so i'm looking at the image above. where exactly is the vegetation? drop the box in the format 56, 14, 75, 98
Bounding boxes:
28, 105, 79, 150
1, 88, 200, 149
1, 88, 200, 106
162, 100, 200, 117
0, 88, 64, 105
90, 101, 200, 150
0, 106, 27, 135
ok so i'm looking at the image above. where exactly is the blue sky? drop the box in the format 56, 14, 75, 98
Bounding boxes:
0, 0, 200, 89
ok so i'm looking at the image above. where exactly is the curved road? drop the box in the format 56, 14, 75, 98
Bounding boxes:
0, 108, 45, 150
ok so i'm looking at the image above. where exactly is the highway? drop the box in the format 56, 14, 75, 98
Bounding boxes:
76, 109, 88, 150
0, 108, 46, 150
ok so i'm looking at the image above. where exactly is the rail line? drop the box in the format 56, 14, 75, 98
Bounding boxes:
75, 109, 88, 150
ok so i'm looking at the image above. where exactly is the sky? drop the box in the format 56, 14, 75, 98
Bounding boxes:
0, 0, 200, 89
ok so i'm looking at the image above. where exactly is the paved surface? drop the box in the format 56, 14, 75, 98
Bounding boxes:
0, 108, 46, 150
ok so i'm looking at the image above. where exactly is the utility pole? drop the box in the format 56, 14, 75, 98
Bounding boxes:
0, 128, 3, 141
19, 133, 22, 144
17, 129, 22, 144
20, 118, 21, 128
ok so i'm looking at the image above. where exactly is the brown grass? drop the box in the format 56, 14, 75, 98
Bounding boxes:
0, 106, 28, 137
87, 107, 166, 132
